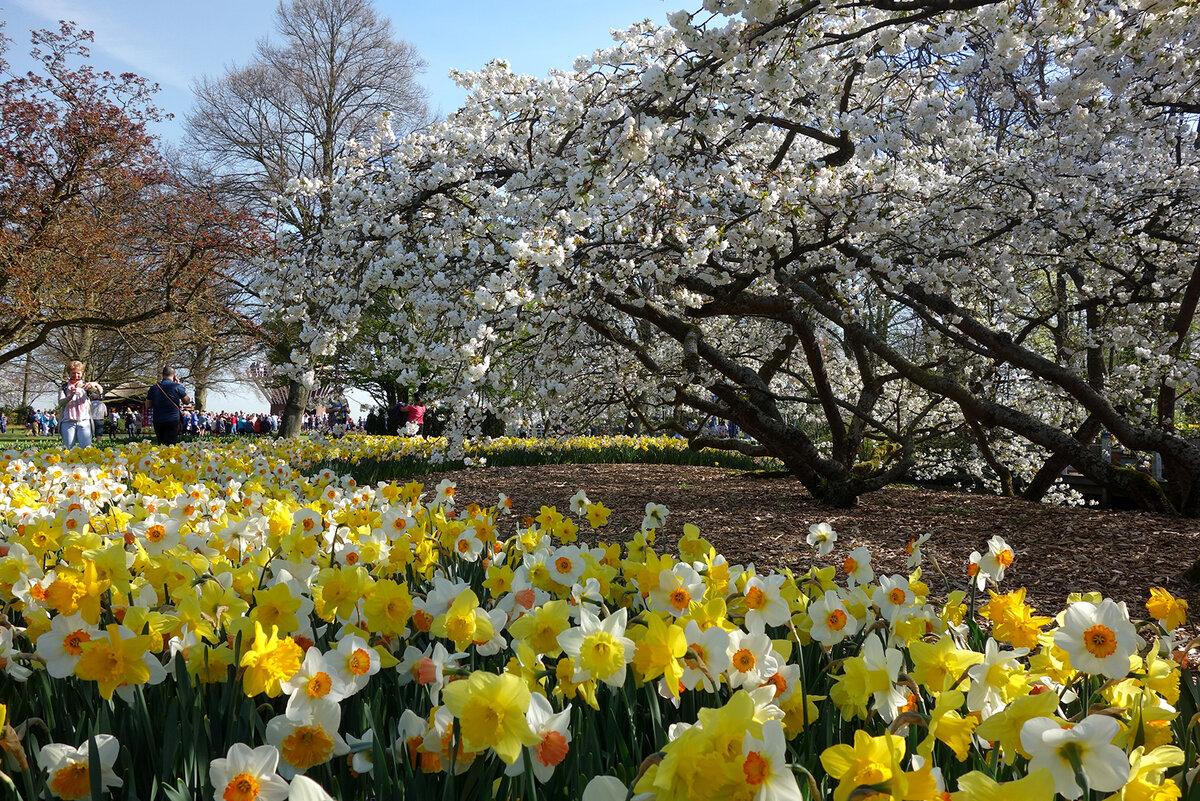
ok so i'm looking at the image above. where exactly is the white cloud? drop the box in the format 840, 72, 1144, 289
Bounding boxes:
9, 0, 196, 91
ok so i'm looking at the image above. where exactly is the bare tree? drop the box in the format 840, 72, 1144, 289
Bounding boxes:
186, 0, 428, 436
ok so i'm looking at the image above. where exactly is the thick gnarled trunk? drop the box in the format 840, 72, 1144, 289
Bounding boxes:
279, 378, 310, 438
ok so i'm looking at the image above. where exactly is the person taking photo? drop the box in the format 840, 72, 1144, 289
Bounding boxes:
57, 360, 102, 450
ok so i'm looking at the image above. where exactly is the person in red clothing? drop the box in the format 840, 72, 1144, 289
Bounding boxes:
400, 399, 425, 436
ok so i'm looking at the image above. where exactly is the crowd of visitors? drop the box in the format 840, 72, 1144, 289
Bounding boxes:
10, 406, 331, 440
5, 362, 395, 448
10, 407, 364, 440
22, 409, 60, 437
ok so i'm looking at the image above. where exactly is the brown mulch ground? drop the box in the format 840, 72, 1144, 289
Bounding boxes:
419, 463, 1200, 620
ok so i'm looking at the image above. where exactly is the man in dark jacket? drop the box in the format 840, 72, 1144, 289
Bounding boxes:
148, 366, 191, 446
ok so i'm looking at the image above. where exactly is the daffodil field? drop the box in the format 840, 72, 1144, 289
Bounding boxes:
0, 436, 1196, 801
300, 432, 777, 480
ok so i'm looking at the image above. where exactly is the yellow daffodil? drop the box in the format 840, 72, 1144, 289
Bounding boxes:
677, 523, 713, 563
196, 579, 251, 630
653, 690, 757, 800
185, 643, 236, 684
1118, 745, 1184, 801
631, 611, 687, 697
980, 588, 1052, 650
949, 768, 1056, 801
908, 634, 984, 695
509, 600, 572, 657
362, 578, 413, 636
584, 501, 611, 529
820, 729, 908, 801
312, 564, 372, 622
1146, 588, 1187, 631
442, 670, 539, 765
553, 656, 598, 710
431, 589, 495, 652
917, 690, 980, 761
250, 582, 306, 637
74, 623, 154, 700
974, 689, 1060, 765
239, 622, 303, 698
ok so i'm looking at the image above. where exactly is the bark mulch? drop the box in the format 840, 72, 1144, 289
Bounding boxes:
418, 463, 1200, 620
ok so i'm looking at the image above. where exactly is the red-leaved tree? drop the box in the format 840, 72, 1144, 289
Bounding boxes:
0, 22, 262, 368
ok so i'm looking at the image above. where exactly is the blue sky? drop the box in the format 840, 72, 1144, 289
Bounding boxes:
2, 0, 673, 412
2, 0, 674, 143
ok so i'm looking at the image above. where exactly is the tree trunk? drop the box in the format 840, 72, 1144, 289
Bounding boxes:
1157, 258, 1200, 432
21, 351, 32, 407
1161, 452, 1198, 517
279, 378, 310, 438
1024, 415, 1104, 503
1107, 467, 1176, 515
820, 478, 860, 509
194, 385, 209, 412
793, 276, 1200, 515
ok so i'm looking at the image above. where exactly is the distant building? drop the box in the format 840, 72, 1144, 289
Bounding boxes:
102, 380, 152, 421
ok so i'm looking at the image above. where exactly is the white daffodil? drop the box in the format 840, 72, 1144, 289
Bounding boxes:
641, 501, 669, 532
859, 635, 911, 723
130, 513, 181, 555
980, 535, 1015, 583
288, 774, 337, 801
905, 532, 931, 570
966, 638, 1029, 719
327, 635, 380, 693
395, 641, 467, 705
582, 776, 630, 801
433, 478, 456, 506
282, 647, 353, 723
265, 701, 350, 779
806, 522, 837, 556
36, 613, 102, 679
741, 718, 804, 801
568, 489, 590, 516
725, 629, 780, 690
504, 692, 573, 783
38, 734, 123, 799
649, 563, 705, 618
345, 729, 375, 776
547, 544, 586, 587
1054, 598, 1139, 679
681, 620, 731, 693
841, 546, 874, 588
209, 743, 291, 801
808, 589, 860, 647
291, 508, 325, 539
557, 607, 635, 687
1020, 714, 1129, 799
451, 529, 483, 562
378, 508, 416, 540
875, 574, 915, 623
742, 573, 791, 634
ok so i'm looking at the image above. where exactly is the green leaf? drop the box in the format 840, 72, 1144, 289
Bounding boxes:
88, 734, 102, 801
